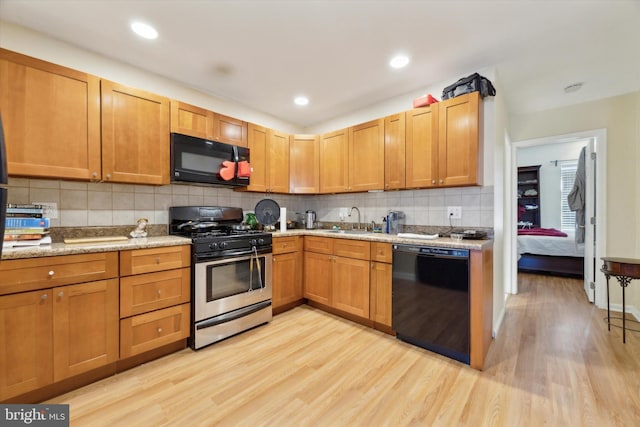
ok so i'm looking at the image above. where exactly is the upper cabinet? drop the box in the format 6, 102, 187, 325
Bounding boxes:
406, 92, 481, 188
319, 129, 349, 193
101, 80, 170, 185
348, 118, 384, 192
384, 113, 406, 190
170, 101, 215, 140
214, 114, 248, 147
438, 91, 480, 186
243, 123, 289, 193
289, 134, 319, 194
0, 49, 101, 181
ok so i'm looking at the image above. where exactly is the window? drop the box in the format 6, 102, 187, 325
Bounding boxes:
560, 161, 578, 232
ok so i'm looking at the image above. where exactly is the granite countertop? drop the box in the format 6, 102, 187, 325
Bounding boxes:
1, 235, 192, 260
270, 229, 492, 250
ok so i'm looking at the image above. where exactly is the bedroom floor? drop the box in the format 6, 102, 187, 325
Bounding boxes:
46, 273, 640, 426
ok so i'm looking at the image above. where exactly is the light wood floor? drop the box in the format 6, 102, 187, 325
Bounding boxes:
48, 274, 640, 426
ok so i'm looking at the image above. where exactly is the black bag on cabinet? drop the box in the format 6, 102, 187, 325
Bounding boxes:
442, 73, 496, 100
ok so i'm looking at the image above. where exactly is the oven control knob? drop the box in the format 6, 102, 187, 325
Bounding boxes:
258, 238, 265, 245
250, 239, 258, 247
209, 242, 219, 250
219, 242, 228, 249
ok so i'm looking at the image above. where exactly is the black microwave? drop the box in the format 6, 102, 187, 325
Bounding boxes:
171, 133, 250, 187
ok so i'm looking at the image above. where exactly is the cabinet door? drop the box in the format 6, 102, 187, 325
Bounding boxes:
438, 91, 480, 186
332, 256, 370, 318
245, 123, 268, 192
170, 101, 214, 139
303, 251, 332, 305
101, 80, 170, 185
214, 113, 248, 147
272, 251, 303, 310
0, 49, 101, 181
53, 279, 119, 381
349, 118, 384, 192
370, 262, 392, 327
384, 113, 406, 190
319, 129, 349, 193
267, 129, 290, 193
0, 290, 53, 401
289, 134, 319, 194
406, 106, 439, 188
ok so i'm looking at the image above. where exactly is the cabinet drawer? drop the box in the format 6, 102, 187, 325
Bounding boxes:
304, 236, 333, 254
371, 242, 393, 263
334, 239, 371, 260
120, 245, 190, 276
0, 252, 119, 296
273, 236, 302, 254
120, 303, 190, 358
120, 268, 191, 317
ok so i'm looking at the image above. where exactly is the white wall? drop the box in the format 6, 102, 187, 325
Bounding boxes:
517, 140, 587, 229
0, 21, 302, 134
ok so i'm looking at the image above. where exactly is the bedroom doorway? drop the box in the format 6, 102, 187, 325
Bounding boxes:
509, 129, 607, 307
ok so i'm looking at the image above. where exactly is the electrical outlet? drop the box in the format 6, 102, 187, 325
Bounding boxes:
339, 207, 348, 220
447, 206, 462, 220
34, 202, 58, 219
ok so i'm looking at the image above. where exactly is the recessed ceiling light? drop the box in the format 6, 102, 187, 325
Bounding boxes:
564, 82, 584, 93
294, 96, 309, 106
389, 55, 410, 69
131, 21, 158, 40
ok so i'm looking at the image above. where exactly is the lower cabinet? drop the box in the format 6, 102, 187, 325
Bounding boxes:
369, 242, 393, 332
272, 236, 304, 313
303, 237, 371, 319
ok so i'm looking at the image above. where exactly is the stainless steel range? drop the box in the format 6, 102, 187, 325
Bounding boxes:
169, 206, 272, 350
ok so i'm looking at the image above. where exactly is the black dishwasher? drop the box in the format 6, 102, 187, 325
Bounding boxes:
392, 244, 470, 364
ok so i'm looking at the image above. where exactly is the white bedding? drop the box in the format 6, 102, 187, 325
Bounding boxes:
517, 231, 584, 258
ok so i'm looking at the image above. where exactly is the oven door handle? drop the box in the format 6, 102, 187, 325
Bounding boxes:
249, 246, 264, 291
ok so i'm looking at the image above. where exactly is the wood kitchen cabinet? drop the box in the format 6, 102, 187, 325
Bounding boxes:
369, 242, 393, 333
0, 252, 119, 401
303, 237, 371, 319
0, 48, 101, 181
384, 113, 406, 190
170, 100, 215, 140
214, 113, 248, 147
272, 236, 304, 313
319, 128, 349, 193
101, 80, 170, 185
406, 105, 439, 188
53, 279, 119, 381
119, 245, 191, 358
290, 134, 320, 194
348, 118, 385, 192
242, 124, 289, 193
438, 91, 480, 186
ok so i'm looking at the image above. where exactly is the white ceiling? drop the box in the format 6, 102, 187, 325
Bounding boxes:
1, 0, 639, 129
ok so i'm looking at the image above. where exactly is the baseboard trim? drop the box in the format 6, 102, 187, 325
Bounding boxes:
493, 300, 507, 338
608, 303, 640, 321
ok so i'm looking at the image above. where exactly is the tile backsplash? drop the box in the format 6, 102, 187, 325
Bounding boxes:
7, 178, 493, 230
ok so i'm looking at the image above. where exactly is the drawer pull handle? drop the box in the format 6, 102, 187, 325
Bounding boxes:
48, 270, 55, 276
41, 294, 48, 301
58, 292, 64, 298
157, 328, 163, 334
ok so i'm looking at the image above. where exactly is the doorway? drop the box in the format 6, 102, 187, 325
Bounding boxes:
508, 129, 607, 307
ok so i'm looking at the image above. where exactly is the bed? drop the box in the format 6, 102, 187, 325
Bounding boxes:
517, 229, 584, 277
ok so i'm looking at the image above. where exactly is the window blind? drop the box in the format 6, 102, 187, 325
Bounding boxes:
560, 161, 578, 232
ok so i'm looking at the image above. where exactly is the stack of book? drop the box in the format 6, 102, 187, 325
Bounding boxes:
3, 204, 52, 247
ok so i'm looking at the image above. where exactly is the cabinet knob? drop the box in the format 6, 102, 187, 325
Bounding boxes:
92, 172, 98, 178
273, 257, 276, 262
156, 289, 162, 296
432, 180, 436, 184
105, 173, 112, 180
439, 179, 444, 184
48, 270, 55, 277
41, 294, 48, 301
283, 243, 288, 247
157, 328, 163, 334
57, 291, 64, 298
156, 257, 161, 264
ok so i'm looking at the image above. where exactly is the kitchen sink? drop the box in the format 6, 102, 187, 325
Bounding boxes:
328, 229, 371, 234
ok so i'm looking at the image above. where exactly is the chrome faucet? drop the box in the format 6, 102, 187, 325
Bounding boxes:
349, 206, 361, 230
